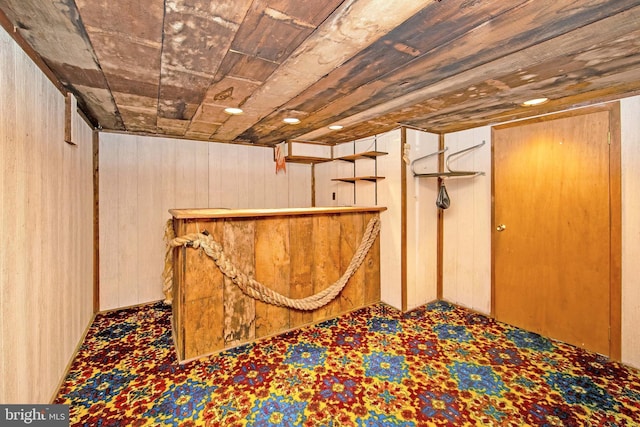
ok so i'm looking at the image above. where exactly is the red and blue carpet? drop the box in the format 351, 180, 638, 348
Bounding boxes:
55, 301, 640, 426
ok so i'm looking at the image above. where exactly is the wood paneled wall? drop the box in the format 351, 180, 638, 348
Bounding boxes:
315, 129, 440, 311
374, 131, 403, 309
441, 127, 492, 313
0, 29, 94, 403
441, 97, 640, 368
315, 132, 405, 308
98, 133, 311, 311
621, 96, 640, 368
405, 129, 439, 310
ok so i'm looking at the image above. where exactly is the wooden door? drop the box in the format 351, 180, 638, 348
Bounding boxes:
492, 108, 614, 356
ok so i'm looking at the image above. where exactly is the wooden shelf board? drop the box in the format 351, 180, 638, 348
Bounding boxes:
285, 155, 332, 164
413, 171, 482, 178
336, 151, 388, 162
332, 176, 386, 183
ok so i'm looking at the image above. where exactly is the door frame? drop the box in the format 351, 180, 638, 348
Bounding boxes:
490, 102, 621, 360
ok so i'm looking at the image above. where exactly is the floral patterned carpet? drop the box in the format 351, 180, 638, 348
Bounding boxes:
55, 300, 640, 426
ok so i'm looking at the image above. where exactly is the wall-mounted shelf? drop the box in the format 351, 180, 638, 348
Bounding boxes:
284, 155, 332, 164
336, 151, 388, 162
333, 149, 388, 184
414, 171, 483, 178
280, 140, 332, 164
332, 176, 386, 183
412, 141, 485, 178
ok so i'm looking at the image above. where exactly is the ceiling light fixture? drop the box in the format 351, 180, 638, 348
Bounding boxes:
224, 107, 243, 115
283, 117, 300, 124
328, 125, 344, 130
522, 97, 549, 107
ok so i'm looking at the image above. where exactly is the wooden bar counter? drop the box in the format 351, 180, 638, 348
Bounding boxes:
169, 206, 385, 362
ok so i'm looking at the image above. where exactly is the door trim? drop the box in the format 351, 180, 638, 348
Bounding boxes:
490, 102, 621, 360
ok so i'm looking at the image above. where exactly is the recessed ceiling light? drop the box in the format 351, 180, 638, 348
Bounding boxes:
522, 97, 549, 106
328, 125, 344, 130
224, 107, 243, 115
283, 117, 300, 124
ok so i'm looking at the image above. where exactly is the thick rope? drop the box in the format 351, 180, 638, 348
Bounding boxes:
162, 216, 381, 310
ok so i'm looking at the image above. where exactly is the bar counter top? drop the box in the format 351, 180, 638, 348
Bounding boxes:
169, 206, 386, 219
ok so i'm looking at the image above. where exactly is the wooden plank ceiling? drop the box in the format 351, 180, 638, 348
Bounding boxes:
0, 0, 639, 146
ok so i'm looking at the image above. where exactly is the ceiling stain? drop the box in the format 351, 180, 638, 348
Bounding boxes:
0, 0, 639, 145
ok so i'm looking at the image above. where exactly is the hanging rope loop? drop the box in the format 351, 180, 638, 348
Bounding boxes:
162, 216, 381, 310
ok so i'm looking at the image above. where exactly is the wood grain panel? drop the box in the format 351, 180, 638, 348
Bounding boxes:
337, 213, 365, 311
375, 130, 403, 309
255, 217, 291, 337
172, 210, 381, 360
175, 141, 198, 208
1, 28, 93, 403
117, 138, 139, 307
223, 219, 256, 347
621, 96, 640, 368
236, 145, 250, 208
363, 213, 381, 306
442, 127, 492, 313
98, 136, 119, 310
183, 220, 224, 304
289, 215, 314, 327
493, 109, 612, 355
137, 137, 163, 303
404, 128, 439, 309
99, 133, 313, 311
311, 215, 342, 322
206, 142, 222, 208
183, 296, 223, 360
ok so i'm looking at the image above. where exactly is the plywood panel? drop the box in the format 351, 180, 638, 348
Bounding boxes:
237, 145, 251, 208
160, 137, 177, 215
337, 213, 365, 311
621, 95, 640, 368
207, 143, 221, 207
288, 163, 311, 208
405, 129, 439, 309
220, 144, 240, 208
375, 130, 403, 309
223, 219, 256, 347
2, 38, 28, 402
100, 134, 313, 311
312, 215, 342, 321
263, 149, 279, 209
182, 220, 224, 303
194, 142, 209, 208
0, 37, 12, 401
247, 146, 267, 208
175, 141, 198, 208
117, 137, 139, 307
289, 216, 314, 327
314, 160, 339, 208
364, 213, 382, 305
137, 137, 163, 302
43, 83, 56, 390
1, 28, 93, 403
255, 217, 290, 337
98, 136, 120, 310
179, 219, 225, 360
442, 127, 492, 313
